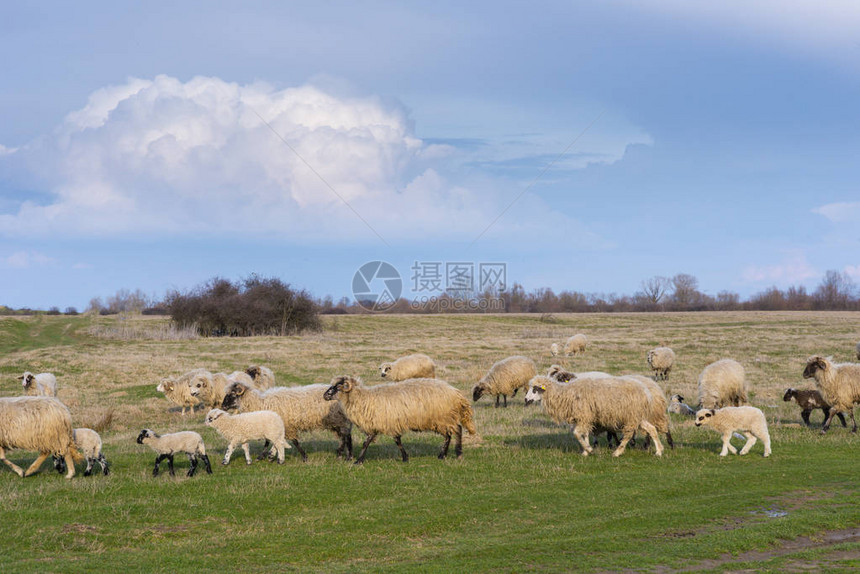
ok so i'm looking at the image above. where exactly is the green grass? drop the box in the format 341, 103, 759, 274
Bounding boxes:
0, 312, 859, 572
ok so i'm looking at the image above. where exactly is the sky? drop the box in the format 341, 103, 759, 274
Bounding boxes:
1, 1, 859, 309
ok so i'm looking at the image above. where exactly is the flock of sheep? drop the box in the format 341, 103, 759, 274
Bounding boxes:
2, 334, 860, 479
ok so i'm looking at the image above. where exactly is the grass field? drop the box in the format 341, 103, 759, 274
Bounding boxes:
0, 311, 859, 572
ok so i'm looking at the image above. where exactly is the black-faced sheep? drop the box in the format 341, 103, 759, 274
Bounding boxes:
564, 334, 588, 356
221, 382, 353, 461
245, 365, 275, 390
0, 396, 83, 479
323, 375, 476, 464
136, 429, 212, 477
54, 428, 110, 477
379, 353, 436, 381
783, 387, 846, 428
19, 372, 58, 397
697, 359, 747, 409
647, 347, 675, 381
695, 407, 771, 457
473, 356, 537, 407
802, 355, 860, 433
205, 408, 289, 465
524, 375, 663, 457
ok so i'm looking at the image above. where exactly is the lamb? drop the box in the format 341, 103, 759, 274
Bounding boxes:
695, 407, 771, 457
323, 376, 476, 464
54, 428, 110, 476
524, 375, 663, 457
667, 394, 696, 417
221, 382, 353, 461
0, 396, 83, 479
379, 353, 436, 381
802, 355, 860, 433
245, 365, 275, 390
783, 387, 846, 428
473, 356, 537, 407
550, 343, 560, 357
647, 347, 675, 381
546, 365, 611, 383
697, 359, 747, 409
204, 408, 289, 465
564, 334, 588, 356
136, 429, 212, 477
19, 372, 58, 397
156, 369, 204, 416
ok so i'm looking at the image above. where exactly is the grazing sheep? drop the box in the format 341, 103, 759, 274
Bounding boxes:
221, 382, 353, 461
802, 356, 860, 433
783, 387, 847, 428
205, 408, 289, 465
647, 347, 675, 381
564, 334, 588, 357
473, 356, 537, 408
695, 407, 771, 457
136, 429, 212, 477
54, 428, 110, 477
156, 369, 204, 416
19, 372, 58, 397
0, 396, 83, 479
524, 375, 663, 457
323, 376, 476, 464
550, 343, 560, 357
546, 365, 611, 383
697, 359, 747, 409
379, 353, 436, 381
246, 365, 275, 390
667, 394, 696, 417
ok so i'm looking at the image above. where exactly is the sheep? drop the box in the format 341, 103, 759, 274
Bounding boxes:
221, 382, 353, 461
473, 356, 537, 408
802, 355, 860, 433
323, 375, 476, 464
245, 365, 275, 390
524, 375, 663, 457
546, 365, 611, 383
379, 353, 436, 381
623, 374, 674, 449
204, 408, 289, 465
550, 343, 560, 357
19, 372, 58, 397
156, 369, 205, 416
783, 387, 847, 428
188, 371, 246, 409
695, 407, 771, 457
136, 429, 212, 477
697, 359, 747, 409
564, 334, 588, 356
667, 394, 696, 417
227, 371, 254, 386
0, 396, 83, 479
54, 428, 110, 477
647, 347, 675, 381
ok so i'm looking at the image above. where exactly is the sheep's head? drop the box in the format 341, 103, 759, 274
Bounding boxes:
19, 372, 35, 389
156, 378, 174, 393
803, 356, 829, 379
324, 376, 356, 400
550, 344, 559, 357
647, 350, 655, 366
524, 379, 548, 405
694, 409, 716, 427
221, 383, 248, 411
670, 394, 685, 404
136, 429, 156, 444
547, 365, 574, 382
471, 383, 485, 402
246, 366, 261, 379
188, 374, 210, 397
379, 363, 393, 378
782, 388, 796, 402
205, 409, 225, 425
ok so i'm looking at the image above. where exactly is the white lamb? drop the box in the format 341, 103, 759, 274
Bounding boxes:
204, 408, 289, 465
564, 334, 588, 356
54, 428, 110, 476
695, 407, 771, 457
136, 429, 212, 477
19, 372, 58, 397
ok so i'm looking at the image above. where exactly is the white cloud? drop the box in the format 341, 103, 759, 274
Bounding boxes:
0, 144, 17, 156
845, 265, 860, 280
813, 201, 860, 223
3, 251, 55, 269
742, 251, 818, 285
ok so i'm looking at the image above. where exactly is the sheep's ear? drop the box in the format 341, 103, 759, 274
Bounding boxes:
709, 409, 715, 415
235, 384, 246, 396
342, 378, 354, 392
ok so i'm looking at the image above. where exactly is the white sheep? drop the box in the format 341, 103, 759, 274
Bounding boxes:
245, 365, 275, 390
323, 375, 477, 464
550, 343, 560, 357
647, 347, 675, 381
19, 372, 58, 397
695, 407, 771, 457
54, 428, 110, 476
524, 375, 663, 457
205, 408, 289, 465
221, 382, 353, 461
803, 355, 860, 433
156, 369, 204, 416
379, 353, 436, 381
136, 429, 212, 477
564, 334, 588, 356
187, 371, 256, 409
697, 359, 747, 409
545, 365, 611, 383
0, 396, 83, 479
473, 356, 537, 407
667, 394, 696, 417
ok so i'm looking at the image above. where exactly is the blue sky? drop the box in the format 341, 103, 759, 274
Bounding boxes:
1, 1, 859, 309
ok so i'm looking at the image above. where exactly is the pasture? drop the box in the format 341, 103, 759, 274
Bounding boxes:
1, 311, 859, 572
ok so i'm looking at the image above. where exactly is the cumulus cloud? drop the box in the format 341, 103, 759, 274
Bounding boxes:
742, 251, 818, 285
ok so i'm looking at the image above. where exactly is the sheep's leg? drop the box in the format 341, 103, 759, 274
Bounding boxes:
739, 432, 757, 455
62, 453, 76, 479
571, 425, 594, 456
275, 439, 285, 464
187, 454, 198, 477
290, 439, 309, 462
23, 452, 50, 477
257, 439, 271, 461
720, 432, 738, 456
512, 388, 518, 398
201, 454, 212, 474
153, 454, 168, 477
393, 435, 409, 462
760, 430, 772, 457
53, 455, 66, 474
837, 412, 847, 427
638, 420, 663, 457
223, 441, 236, 465
98, 454, 110, 476
355, 432, 377, 465
241, 443, 252, 465
438, 433, 452, 460
801, 409, 812, 426
612, 428, 636, 457
335, 428, 353, 461
665, 430, 674, 449
84, 458, 94, 477
166, 454, 175, 477
821, 409, 839, 434
494, 395, 500, 408
849, 410, 858, 433
503, 394, 508, 408
0, 447, 25, 478
454, 425, 464, 459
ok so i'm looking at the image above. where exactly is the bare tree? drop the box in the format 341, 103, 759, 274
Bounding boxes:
670, 273, 702, 309
814, 270, 855, 310
640, 276, 671, 305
